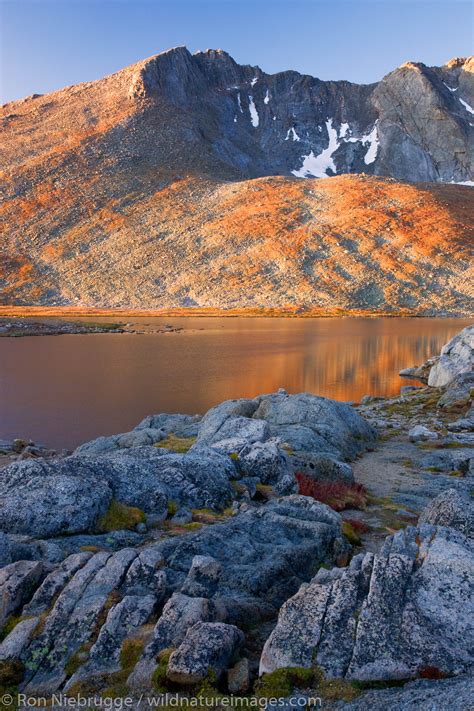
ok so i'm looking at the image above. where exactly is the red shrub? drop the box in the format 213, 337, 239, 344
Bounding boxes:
344, 518, 371, 533
295, 472, 367, 512
418, 666, 448, 680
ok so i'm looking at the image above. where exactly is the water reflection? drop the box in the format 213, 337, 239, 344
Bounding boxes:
0, 317, 471, 449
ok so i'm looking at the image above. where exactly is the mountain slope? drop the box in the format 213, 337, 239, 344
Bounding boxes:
0, 48, 473, 313
1, 171, 473, 313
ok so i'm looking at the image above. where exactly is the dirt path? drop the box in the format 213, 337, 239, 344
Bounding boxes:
344, 388, 474, 552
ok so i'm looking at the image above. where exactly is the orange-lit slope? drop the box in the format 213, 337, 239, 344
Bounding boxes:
1, 171, 472, 313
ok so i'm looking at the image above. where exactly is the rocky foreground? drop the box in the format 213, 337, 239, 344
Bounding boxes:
0, 325, 473, 709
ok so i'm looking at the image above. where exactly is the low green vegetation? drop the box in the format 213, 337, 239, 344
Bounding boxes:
151, 648, 174, 692
96, 500, 145, 532
167, 500, 178, 516
120, 638, 145, 671
255, 666, 361, 702
65, 644, 90, 677
0, 658, 24, 709
342, 521, 362, 546
0, 615, 23, 642
155, 434, 196, 453
101, 637, 146, 699
255, 667, 315, 697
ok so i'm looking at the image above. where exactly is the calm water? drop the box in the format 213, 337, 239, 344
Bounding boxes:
0, 317, 471, 450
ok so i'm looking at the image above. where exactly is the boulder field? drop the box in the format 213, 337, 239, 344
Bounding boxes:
0, 325, 472, 709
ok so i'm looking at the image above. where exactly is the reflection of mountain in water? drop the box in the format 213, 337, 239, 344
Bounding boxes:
0, 317, 470, 449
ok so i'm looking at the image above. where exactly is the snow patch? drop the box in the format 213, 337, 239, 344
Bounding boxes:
264, 89, 270, 105
362, 123, 379, 164
251, 76, 258, 87
248, 96, 259, 127
344, 121, 379, 164
237, 93, 243, 113
291, 119, 339, 178
443, 82, 458, 92
450, 180, 474, 186
459, 97, 474, 115
285, 127, 301, 142
339, 122, 349, 138
273, 116, 276, 121
233, 115, 237, 123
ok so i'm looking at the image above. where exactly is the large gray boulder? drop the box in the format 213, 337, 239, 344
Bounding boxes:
196, 398, 261, 445
0, 497, 345, 695
0, 445, 236, 539
252, 392, 375, 460
135, 413, 201, 437
419, 489, 474, 538
155, 495, 345, 613
196, 392, 375, 482
428, 325, 474, 387
260, 523, 474, 681
66, 593, 157, 686
0, 459, 112, 538
167, 621, 244, 684
128, 592, 212, 689
233, 439, 292, 484
74, 428, 164, 455
200, 415, 270, 447
22, 549, 138, 694
437, 371, 474, 408
23, 552, 93, 616
76, 446, 235, 512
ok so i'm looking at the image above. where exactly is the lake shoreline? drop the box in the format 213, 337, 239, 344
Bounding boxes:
0, 305, 472, 321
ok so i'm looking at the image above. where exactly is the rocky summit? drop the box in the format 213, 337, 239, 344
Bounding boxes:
1, 48, 473, 312
0, 327, 473, 708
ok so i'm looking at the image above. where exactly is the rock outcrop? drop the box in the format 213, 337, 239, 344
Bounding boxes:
339, 674, 474, 711
0, 392, 374, 541
0, 496, 346, 695
419, 489, 474, 538
428, 324, 474, 387
260, 523, 474, 681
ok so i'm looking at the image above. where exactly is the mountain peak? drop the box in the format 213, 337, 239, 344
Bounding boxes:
444, 56, 473, 71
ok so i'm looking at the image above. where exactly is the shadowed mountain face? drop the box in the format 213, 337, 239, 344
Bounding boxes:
1, 47, 473, 312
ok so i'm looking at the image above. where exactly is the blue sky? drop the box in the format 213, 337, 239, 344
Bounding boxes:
1, 0, 472, 103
